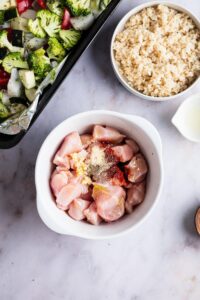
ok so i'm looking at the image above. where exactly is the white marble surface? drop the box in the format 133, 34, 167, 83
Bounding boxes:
1, 0, 200, 299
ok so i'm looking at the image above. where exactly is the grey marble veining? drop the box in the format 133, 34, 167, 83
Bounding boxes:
1, 0, 200, 299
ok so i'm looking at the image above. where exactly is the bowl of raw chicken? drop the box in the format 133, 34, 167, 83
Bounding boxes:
35, 110, 163, 239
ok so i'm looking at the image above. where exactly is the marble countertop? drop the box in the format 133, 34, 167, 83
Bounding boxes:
1, 0, 200, 299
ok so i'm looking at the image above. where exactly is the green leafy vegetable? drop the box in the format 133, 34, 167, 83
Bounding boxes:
28, 18, 46, 38
2, 52, 28, 73
37, 9, 61, 37
65, 0, 91, 16
28, 48, 52, 81
47, 37, 66, 61
59, 29, 81, 50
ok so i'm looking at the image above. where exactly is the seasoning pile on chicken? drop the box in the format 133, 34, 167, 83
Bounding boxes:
50, 125, 148, 225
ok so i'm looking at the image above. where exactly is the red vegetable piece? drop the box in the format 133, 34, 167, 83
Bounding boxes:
0, 67, 10, 89
37, 0, 46, 9
17, 0, 32, 14
61, 8, 71, 29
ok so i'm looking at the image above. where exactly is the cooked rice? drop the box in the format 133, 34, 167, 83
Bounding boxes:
113, 5, 200, 97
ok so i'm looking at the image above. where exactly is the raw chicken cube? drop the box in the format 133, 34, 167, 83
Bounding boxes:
93, 184, 126, 222
80, 134, 93, 148
112, 144, 134, 162
93, 125, 125, 143
125, 181, 146, 213
50, 169, 68, 197
56, 183, 85, 211
68, 199, 90, 221
125, 139, 139, 154
53, 132, 82, 167
125, 153, 148, 183
84, 202, 102, 225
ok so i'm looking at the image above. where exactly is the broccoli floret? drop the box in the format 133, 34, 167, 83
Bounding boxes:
2, 52, 29, 73
37, 9, 61, 37
0, 30, 24, 55
47, 37, 66, 61
0, 101, 9, 119
28, 48, 52, 81
47, 0, 64, 17
59, 29, 81, 50
28, 18, 46, 38
66, 0, 91, 16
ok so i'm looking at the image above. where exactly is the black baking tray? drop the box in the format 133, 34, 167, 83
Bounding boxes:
0, 0, 121, 149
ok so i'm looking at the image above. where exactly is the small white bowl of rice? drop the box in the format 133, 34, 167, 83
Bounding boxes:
111, 2, 200, 101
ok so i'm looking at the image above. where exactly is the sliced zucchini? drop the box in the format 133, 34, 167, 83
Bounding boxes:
12, 30, 23, 47
11, 17, 29, 31
0, 10, 5, 25
4, 7, 18, 22
0, 48, 7, 59
19, 70, 36, 89
0, 0, 16, 10
25, 88, 37, 102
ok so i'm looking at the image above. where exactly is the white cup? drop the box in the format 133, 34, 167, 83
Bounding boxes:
35, 111, 164, 239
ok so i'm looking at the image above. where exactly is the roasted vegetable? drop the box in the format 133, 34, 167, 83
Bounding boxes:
2, 52, 28, 73
47, 37, 66, 61
12, 29, 24, 47
11, 17, 29, 31
65, 0, 91, 16
0, 10, 5, 25
70, 14, 94, 30
26, 37, 47, 51
0, 101, 9, 118
0, 0, 16, 10
47, 0, 64, 17
28, 48, 52, 81
4, 7, 18, 22
99, 0, 111, 10
19, 69, 36, 89
0, 30, 24, 55
25, 87, 37, 102
7, 68, 23, 98
37, 9, 61, 37
59, 29, 81, 50
0, 48, 7, 59
28, 18, 46, 38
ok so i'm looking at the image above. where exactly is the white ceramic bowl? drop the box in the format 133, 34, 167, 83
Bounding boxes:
111, 1, 200, 101
35, 110, 163, 239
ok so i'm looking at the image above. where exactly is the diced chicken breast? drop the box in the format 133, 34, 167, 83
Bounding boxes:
56, 183, 84, 211
125, 153, 148, 183
81, 187, 93, 201
80, 134, 93, 148
125, 181, 146, 213
84, 202, 102, 225
53, 132, 82, 167
68, 199, 90, 221
93, 184, 126, 222
112, 144, 134, 162
125, 139, 139, 154
53, 155, 70, 169
50, 169, 68, 197
93, 125, 125, 144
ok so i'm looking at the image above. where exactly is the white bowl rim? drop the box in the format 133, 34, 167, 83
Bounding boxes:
35, 110, 164, 239
110, 1, 200, 102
